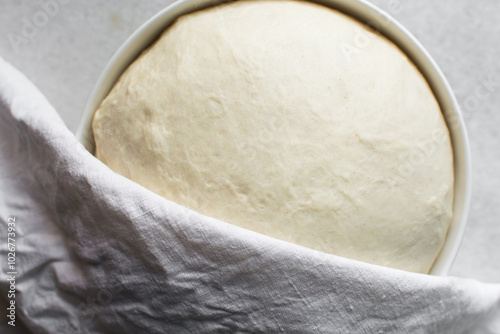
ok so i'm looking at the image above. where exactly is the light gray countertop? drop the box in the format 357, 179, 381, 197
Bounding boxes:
0, 1, 499, 330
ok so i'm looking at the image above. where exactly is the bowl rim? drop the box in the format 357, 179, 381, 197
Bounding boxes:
76, 0, 471, 276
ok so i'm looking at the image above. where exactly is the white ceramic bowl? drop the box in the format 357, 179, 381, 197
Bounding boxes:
77, 0, 471, 276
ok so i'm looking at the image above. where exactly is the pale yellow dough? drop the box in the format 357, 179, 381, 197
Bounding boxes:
93, 0, 454, 273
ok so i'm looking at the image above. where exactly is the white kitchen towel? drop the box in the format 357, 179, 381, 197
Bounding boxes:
0, 57, 499, 334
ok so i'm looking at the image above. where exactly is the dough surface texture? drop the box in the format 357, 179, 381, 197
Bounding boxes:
93, 0, 454, 273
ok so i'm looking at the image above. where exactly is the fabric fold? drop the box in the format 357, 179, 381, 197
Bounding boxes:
0, 57, 499, 333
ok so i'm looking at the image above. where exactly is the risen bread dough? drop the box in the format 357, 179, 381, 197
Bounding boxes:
93, 0, 454, 273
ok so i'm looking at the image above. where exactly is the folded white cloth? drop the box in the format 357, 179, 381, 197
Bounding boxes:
0, 57, 499, 334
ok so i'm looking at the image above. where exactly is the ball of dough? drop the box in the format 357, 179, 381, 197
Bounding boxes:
93, 0, 454, 273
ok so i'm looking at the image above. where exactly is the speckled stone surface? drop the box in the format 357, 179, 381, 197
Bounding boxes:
0, 0, 499, 332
